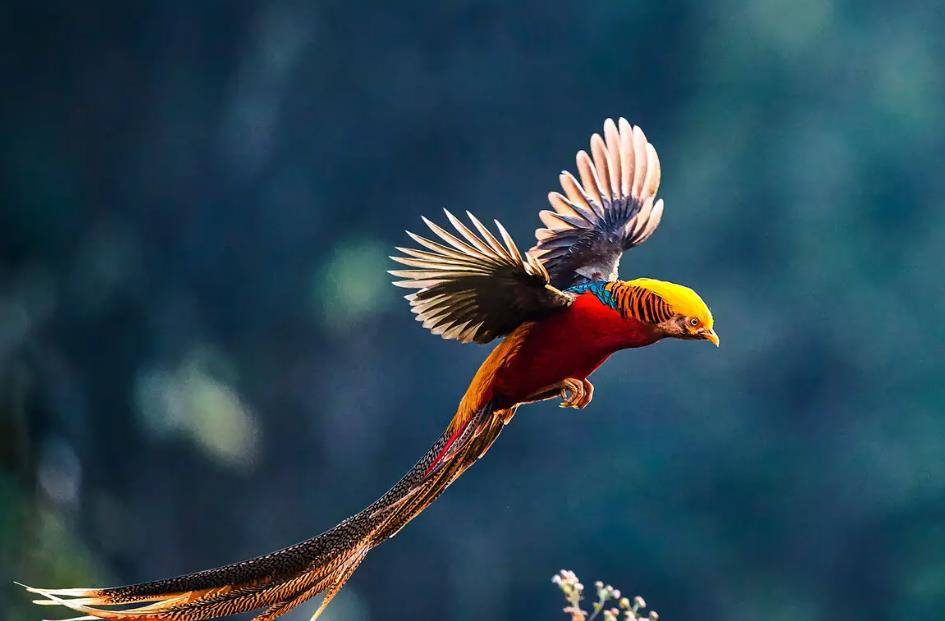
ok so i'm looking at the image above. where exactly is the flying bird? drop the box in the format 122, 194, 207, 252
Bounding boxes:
23, 118, 717, 621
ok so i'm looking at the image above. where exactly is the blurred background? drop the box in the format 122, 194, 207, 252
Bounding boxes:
2, 2, 944, 620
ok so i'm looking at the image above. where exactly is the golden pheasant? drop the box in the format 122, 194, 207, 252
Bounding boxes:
22, 118, 717, 620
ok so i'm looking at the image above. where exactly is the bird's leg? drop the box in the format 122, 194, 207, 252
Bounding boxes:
559, 377, 594, 409
520, 385, 564, 404
520, 379, 594, 409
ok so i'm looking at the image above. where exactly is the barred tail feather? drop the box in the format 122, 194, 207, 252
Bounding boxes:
21, 404, 508, 621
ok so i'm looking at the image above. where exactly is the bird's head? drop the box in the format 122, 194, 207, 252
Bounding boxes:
626, 278, 719, 346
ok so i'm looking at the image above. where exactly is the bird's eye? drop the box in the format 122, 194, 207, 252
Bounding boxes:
689, 318, 699, 327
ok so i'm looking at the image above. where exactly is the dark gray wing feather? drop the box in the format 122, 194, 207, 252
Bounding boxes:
391, 210, 573, 344
530, 118, 664, 290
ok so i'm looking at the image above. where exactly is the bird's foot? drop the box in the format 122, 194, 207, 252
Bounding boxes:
559, 378, 594, 409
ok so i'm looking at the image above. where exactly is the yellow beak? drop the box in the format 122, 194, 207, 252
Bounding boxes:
703, 328, 720, 347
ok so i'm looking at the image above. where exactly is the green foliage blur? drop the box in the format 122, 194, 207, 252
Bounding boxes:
2, 2, 944, 620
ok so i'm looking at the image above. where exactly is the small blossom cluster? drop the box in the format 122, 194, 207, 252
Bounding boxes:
552, 570, 658, 621
551, 569, 584, 619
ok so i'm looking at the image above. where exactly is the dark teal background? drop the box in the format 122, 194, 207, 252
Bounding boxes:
3, 2, 944, 620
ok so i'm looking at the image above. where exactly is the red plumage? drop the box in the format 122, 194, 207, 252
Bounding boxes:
491, 291, 661, 407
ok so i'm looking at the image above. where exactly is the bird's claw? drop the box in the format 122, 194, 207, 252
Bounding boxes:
559, 378, 593, 409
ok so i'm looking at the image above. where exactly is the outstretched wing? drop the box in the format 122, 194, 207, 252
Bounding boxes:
391, 210, 572, 344
530, 117, 664, 290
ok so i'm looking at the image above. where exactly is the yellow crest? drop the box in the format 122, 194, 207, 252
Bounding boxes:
626, 278, 714, 329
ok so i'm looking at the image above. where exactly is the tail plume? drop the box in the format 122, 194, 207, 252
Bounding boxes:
21, 404, 511, 621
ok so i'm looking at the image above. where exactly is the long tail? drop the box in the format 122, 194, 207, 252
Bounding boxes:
21, 403, 513, 621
